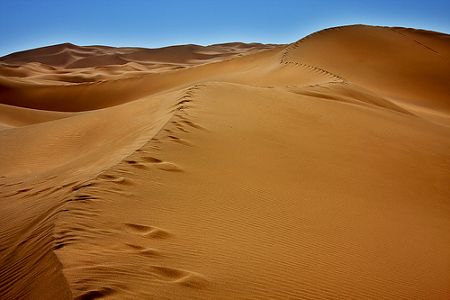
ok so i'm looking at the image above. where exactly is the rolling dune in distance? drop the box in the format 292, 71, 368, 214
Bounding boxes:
0, 24, 449, 299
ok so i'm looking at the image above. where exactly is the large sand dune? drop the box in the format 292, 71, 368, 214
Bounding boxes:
0, 25, 449, 299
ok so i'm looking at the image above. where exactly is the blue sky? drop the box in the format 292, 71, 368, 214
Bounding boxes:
1, 0, 449, 56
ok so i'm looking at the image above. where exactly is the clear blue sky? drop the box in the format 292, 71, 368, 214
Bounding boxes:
1, 0, 449, 56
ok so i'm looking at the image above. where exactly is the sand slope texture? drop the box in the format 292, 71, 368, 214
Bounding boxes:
0, 25, 449, 299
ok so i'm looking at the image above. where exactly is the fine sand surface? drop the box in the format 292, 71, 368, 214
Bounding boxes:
0, 25, 449, 299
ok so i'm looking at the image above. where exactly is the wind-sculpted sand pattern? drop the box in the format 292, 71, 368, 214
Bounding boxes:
0, 25, 449, 299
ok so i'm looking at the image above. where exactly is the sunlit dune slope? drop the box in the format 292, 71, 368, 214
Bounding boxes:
283, 25, 450, 117
0, 25, 449, 300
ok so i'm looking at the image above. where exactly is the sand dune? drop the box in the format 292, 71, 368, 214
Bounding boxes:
0, 42, 277, 73
0, 25, 449, 299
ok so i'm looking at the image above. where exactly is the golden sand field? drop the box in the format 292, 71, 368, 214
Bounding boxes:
0, 25, 449, 299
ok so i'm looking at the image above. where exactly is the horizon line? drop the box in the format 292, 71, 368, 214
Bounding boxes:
1, 23, 449, 58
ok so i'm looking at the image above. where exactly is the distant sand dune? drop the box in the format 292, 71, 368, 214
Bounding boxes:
0, 25, 449, 299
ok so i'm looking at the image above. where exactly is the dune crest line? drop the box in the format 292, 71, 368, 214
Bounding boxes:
0, 25, 449, 299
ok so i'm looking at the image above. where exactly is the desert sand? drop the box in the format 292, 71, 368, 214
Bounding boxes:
0, 25, 449, 299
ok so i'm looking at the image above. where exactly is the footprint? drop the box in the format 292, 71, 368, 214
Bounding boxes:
175, 273, 209, 288
98, 174, 115, 180
141, 157, 183, 172
124, 223, 151, 232
125, 160, 146, 168
150, 266, 208, 288
155, 162, 182, 172
26, 186, 53, 197
180, 120, 203, 129
75, 287, 116, 300
125, 243, 161, 257
144, 227, 171, 239
125, 243, 145, 250
168, 135, 180, 140
142, 157, 162, 163
177, 99, 191, 106
124, 223, 171, 239
151, 266, 185, 279
17, 188, 32, 194
177, 105, 190, 111
72, 194, 95, 202
4, 187, 33, 197
106, 176, 133, 185
167, 135, 192, 146
175, 125, 189, 133
72, 182, 96, 191
62, 181, 78, 189
139, 248, 161, 257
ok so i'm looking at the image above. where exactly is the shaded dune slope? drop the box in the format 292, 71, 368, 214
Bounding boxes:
0, 25, 449, 299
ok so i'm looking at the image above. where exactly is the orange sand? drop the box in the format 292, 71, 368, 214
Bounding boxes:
0, 25, 449, 299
